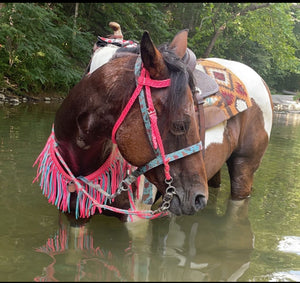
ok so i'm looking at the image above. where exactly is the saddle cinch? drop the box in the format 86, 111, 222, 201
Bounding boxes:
183, 48, 252, 130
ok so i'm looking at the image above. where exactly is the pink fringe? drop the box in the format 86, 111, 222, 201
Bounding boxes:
33, 130, 134, 218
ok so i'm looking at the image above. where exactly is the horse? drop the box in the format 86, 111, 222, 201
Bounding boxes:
33, 29, 208, 223
86, 29, 273, 202
33, 28, 273, 224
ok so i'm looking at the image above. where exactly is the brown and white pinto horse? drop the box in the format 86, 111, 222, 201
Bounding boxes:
34, 29, 273, 223
87, 30, 273, 203
34, 30, 207, 222
196, 57, 273, 199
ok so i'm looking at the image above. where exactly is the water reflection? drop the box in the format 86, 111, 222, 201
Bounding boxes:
269, 270, 300, 282
278, 236, 300, 256
1, 104, 300, 281
148, 197, 253, 281
34, 194, 254, 282
34, 214, 133, 281
273, 112, 300, 126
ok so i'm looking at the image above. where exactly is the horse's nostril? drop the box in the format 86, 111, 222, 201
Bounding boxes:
195, 194, 207, 211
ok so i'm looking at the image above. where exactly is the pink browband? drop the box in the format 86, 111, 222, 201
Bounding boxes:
111, 65, 172, 180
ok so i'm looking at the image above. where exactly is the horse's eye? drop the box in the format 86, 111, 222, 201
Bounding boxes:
171, 120, 190, 135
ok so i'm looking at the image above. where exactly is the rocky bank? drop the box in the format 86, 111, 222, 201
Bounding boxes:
0, 91, 299, 113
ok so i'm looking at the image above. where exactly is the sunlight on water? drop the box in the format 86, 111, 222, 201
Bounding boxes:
269, 271, 300, 282
278, 236, 300, 256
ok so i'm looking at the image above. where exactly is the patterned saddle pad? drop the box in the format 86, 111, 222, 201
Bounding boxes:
196, 59, 252, 127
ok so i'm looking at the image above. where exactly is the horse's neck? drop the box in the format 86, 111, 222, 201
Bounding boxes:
85, 139, 114, 173
58, 138, 114, 177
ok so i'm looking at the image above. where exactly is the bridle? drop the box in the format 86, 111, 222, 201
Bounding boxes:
193, 87, 206, 157
111, 56, 205, 213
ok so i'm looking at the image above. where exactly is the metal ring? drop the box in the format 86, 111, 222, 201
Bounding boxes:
165, 177, 173, 185
166, 186, 176, 195
162, 202, 170, 210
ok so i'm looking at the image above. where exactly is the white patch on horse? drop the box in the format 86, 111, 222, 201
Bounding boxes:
89, 44, 119, 73
205, 58, 273, 138
205, 121, 226, 149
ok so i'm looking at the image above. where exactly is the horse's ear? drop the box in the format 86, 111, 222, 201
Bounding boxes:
168, 29, 188, 59
140, 31, 167, 79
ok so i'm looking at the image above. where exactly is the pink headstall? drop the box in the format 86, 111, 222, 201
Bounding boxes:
111, 64, 172, 180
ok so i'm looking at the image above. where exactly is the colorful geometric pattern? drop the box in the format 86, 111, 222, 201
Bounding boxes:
197, 59, 252, 119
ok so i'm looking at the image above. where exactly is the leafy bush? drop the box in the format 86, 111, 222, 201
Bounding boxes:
0, 3, 93, 95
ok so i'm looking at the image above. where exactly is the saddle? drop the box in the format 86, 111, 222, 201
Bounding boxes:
183, 48, 252, 130
182, 48, 225, 130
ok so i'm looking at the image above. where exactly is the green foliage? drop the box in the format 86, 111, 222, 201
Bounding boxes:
0, 2, 299, 95
0, 3, 93, 94
242, 3, 299, 72
186, 3, 300, 91
73, 3, 170, 44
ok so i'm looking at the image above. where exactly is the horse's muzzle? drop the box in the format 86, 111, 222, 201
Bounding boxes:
169, 190, 207, 216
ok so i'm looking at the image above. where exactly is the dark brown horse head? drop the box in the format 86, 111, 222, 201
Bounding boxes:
54, 29, 208, 216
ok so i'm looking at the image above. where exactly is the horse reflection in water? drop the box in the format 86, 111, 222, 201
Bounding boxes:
34, 215, 134, 281
34, 192, 253, 281
149, 197, 254, 281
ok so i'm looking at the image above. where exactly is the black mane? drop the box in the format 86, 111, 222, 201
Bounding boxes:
158, 44, 195, 123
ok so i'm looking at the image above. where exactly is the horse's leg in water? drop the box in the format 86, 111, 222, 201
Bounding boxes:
226, 106, 269, 200
208, 170, 221, 188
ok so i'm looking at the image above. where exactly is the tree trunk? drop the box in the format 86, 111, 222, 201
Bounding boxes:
202, 23, 226, 58
73, 3, 79, 40
202, 3, 272, 58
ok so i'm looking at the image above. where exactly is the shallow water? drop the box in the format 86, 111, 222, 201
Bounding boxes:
0, 103, 299, 281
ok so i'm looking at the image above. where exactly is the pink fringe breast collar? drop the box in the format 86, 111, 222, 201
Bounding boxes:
32, 125, 134, 218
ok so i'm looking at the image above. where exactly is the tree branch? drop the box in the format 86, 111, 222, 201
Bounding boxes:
204, 3, 272, 57
238, 3, 271, 16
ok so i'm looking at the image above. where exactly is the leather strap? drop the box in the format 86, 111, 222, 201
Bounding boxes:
194, 89, 205, 158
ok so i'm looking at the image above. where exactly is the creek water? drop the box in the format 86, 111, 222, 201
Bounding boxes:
0, 102, 299, 281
